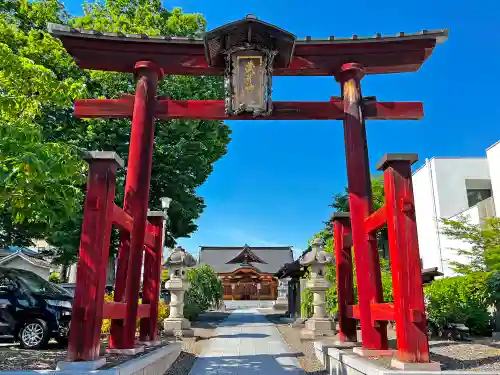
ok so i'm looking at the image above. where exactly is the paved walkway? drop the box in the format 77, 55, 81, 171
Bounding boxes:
188, 308, 305, 375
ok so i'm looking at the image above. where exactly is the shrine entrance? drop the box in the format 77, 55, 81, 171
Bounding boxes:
49, 14, 447, 367
220, 268, 277, 301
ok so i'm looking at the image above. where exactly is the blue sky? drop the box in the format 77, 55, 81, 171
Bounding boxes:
64, 0, 499, 258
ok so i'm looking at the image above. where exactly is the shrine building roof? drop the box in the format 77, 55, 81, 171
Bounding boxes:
199, 245, 294, 274
48, 22, 448, 76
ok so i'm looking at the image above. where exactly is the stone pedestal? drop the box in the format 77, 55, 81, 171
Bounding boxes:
274, 277, 289, 310
163, 277, 194, 337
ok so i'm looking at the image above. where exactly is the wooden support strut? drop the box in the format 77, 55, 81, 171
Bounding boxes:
364, 205, 387, 234
377, 153, 431, 363
74, 96, 424, 121
139, 212, 164, 343
67, 152, 122, 362
333, 212, 357, 343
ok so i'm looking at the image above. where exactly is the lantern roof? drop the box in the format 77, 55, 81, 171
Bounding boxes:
203, 15, 296, 69
164, 246, 196, 267
300, 238, 333, 266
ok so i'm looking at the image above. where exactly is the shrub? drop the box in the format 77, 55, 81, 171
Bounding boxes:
184, 264, 223, 320
425, 272, 492, 335
49, 272, 61, 283
301, 288, 313, 318
100, 293, 170, 335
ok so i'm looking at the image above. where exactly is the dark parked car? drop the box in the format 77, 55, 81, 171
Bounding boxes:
0, 267, 72, 349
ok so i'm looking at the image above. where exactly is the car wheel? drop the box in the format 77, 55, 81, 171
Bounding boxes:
19, 319, 49, 349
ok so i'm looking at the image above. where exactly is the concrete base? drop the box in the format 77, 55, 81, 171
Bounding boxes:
137, 340, 163, 347
164, 317, 194, 338
291, 318, 306, 328
492, 331, 500, 341
273, 298, 288, 310
353, 347, 395, 357
391, 358, 441, 371
301, 317, 335, 338
106, 346, 145, 355
56, 358, 106, 371
322, 346, 452, 375
328, 340, 357, 348
164, 317, 190, 331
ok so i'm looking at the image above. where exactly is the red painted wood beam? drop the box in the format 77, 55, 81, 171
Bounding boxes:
364, 205, 387, 234
111, 204, 157, 249
346, 304, 360, 319
346, 303, 396, 321
370, 303, 396, 321
103, 302, 151, 319
74, 99, 424, 121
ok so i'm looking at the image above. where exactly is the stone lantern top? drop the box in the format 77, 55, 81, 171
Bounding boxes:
164, 246, 197, 268
299, 238, 333, 266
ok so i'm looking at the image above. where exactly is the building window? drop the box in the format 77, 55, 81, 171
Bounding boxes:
467, 188, 492, 207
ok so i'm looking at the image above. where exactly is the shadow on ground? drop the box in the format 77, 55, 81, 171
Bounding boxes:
190, 352, 305, 375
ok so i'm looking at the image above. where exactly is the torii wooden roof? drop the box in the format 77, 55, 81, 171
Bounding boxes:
48, 23, 448, 76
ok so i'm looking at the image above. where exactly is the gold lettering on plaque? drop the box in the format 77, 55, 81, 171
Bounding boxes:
244, 60, 256, 93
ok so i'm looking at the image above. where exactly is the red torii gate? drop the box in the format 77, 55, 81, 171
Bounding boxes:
49, 17, 447, 365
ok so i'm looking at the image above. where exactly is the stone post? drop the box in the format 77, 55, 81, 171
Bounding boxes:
274, 277, 290, 310
300, 238, 335, 337
163, 247, 196, 337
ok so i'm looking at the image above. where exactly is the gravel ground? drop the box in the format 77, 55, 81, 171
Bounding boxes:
0, 338, 171, 371
0, 312, 229, 372
0, 340, 67, 370
361, 337, 500, 372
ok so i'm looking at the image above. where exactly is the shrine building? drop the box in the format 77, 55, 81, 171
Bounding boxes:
199, 245, 293, 300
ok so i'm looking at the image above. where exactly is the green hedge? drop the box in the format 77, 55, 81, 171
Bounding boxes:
425, 272, 493, 335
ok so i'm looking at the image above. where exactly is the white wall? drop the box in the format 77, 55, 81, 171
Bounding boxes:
487, 141, 500, 215
413, 162, 444, 272
432, 158, 490, 218
413, 157, 491, 277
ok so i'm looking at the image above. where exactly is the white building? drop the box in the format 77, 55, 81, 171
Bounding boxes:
413, 141, 500, 277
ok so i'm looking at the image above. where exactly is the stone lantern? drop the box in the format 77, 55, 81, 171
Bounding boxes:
163, 246, 197, 337
300, 237, 335, 337
274, 277, 290, 310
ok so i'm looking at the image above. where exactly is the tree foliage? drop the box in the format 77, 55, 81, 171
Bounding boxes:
0, 0, 231, 262
441, 216, 500, 275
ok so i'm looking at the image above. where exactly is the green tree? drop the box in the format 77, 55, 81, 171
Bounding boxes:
441, 216, 500, 275
0, 0, 231, 263
0, 1, 87, 229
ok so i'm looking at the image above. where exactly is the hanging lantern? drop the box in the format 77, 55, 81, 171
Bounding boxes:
204, 15, 295, 117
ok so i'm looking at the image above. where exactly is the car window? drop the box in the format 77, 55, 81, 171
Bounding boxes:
0, 275, 17, 292
14, 271, 68, 296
